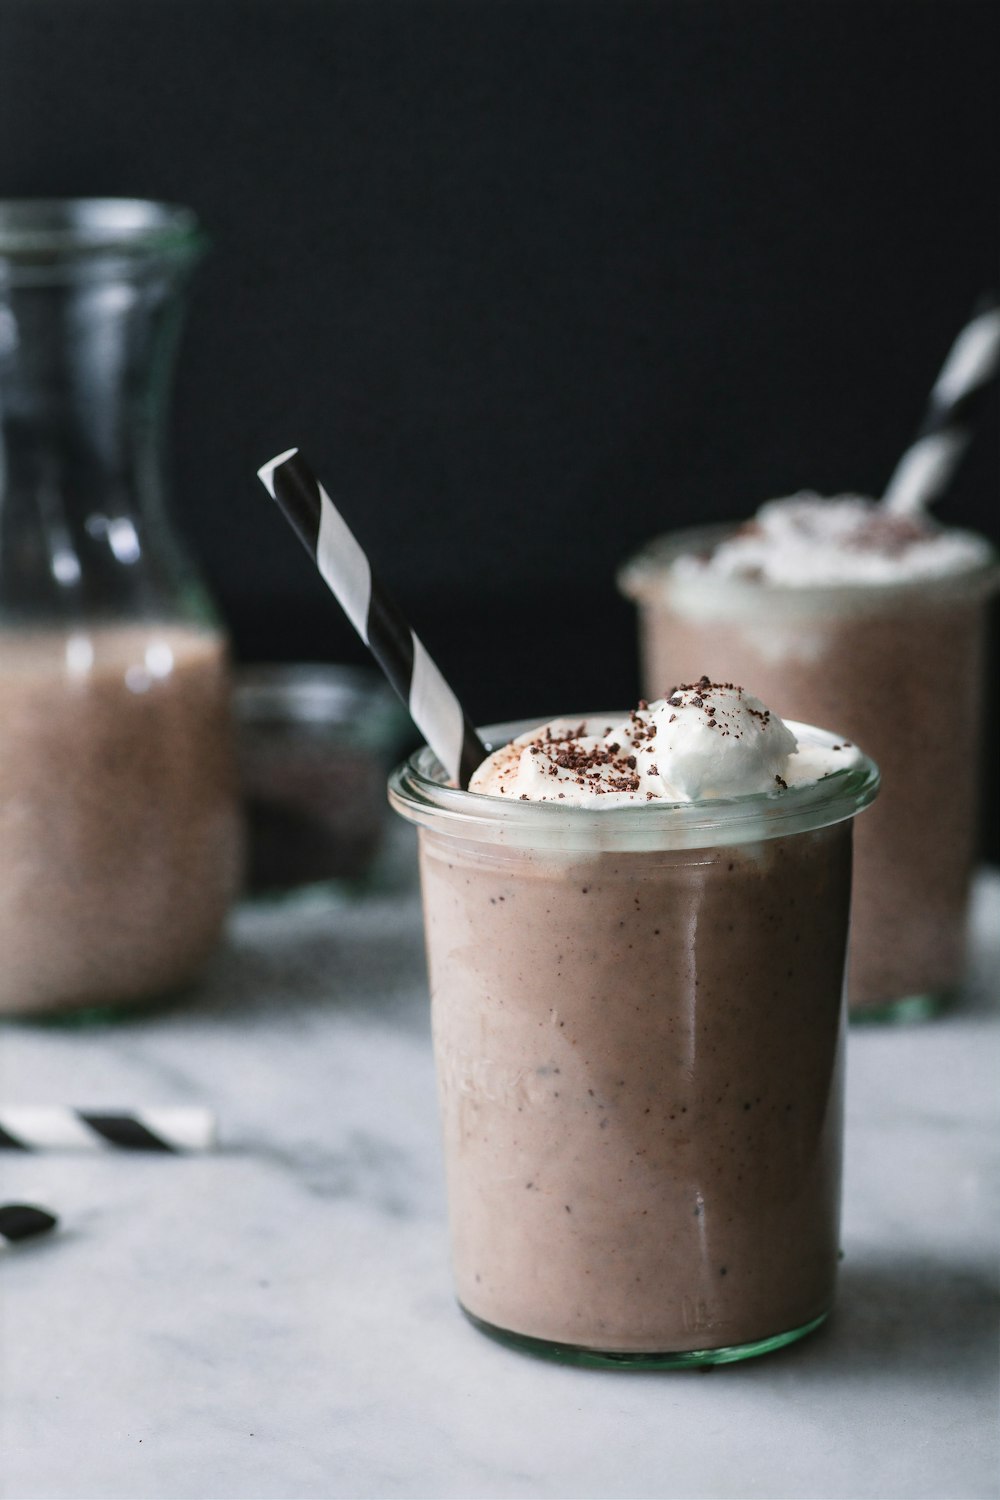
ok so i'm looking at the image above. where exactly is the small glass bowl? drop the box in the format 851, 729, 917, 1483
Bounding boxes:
234, 664, 406, 895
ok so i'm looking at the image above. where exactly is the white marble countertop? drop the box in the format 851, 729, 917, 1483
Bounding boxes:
1, 834, 997, 1500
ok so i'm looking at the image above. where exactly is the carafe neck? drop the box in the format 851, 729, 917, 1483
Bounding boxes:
0, 199, 212, 630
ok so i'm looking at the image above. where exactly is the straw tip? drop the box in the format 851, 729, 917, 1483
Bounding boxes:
257, 447, 300, 496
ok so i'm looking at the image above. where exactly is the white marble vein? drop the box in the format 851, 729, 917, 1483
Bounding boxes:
1, 837, 997, 1500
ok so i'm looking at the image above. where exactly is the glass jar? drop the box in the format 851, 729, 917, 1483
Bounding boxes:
0, 199, 242, 1016
620, 526, 1000, 1018
390, 717, 879, 1367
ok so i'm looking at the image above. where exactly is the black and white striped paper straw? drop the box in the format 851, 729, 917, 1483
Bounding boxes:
258, 448, 488, 788
0, 1204, 58, 1243
883, 295, 1000, 515
0, 1108, 216, 1153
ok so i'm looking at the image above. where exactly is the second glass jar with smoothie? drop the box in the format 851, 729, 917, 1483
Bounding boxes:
620, 498, 998, 1017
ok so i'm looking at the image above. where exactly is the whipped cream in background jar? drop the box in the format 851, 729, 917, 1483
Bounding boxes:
390, 689, 879, 1367
620, 495, 1000, 1020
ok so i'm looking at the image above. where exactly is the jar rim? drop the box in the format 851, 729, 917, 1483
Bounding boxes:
0, 198, 207, 264
619, 522, 1000, 614
389, 716, 880, 851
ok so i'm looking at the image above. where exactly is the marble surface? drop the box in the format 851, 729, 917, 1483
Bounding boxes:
1, 835, 997, 1500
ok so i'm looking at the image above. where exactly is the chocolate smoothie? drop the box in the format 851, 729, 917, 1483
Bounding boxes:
620, 496, 999, 1013
391, 688, 878, 1363
0, 623, 242, 1015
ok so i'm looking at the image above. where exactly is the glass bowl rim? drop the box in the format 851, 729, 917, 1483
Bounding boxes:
0, 198, 207, 262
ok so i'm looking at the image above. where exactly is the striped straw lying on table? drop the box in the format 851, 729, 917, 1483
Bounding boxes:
0, 1108, 216, 1153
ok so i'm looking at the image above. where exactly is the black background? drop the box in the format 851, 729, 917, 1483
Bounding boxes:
1, 0, 997, 835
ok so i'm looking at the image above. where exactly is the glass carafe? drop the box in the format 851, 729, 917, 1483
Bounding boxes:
0, 199, 242, 1016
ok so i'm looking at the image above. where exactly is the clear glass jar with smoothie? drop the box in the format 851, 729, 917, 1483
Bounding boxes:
391, 685, 878, 1366
0, 199, 242, 1016
619, 495, 999, 1018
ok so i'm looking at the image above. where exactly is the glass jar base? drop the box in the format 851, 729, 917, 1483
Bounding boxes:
850, 989, 954, 1026
6, 972, 204, 1028
460, 1305, 829, 1370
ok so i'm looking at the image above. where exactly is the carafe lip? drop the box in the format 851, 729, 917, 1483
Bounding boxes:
0, 198, 207, 268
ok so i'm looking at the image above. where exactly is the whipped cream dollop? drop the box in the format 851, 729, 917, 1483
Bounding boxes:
671, 492, 992, 587
470, 680, 857, 806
